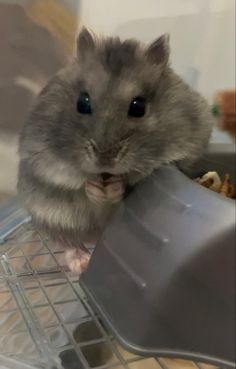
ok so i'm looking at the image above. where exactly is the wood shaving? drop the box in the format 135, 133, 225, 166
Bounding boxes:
198, 172, 235, 199
198, 171, 222, 192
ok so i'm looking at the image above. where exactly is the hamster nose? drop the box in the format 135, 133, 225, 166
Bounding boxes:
98, 145, 120, 166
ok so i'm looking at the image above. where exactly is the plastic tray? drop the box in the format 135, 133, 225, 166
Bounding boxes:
81, 144, 236, 369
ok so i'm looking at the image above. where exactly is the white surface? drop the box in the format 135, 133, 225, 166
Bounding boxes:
80, 0, 235, 100
0, 355, 36, 369
210, 127, 235, 144
0, 133, 18, 196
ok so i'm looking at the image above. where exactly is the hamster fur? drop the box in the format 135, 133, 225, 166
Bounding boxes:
18, 29, 213, 273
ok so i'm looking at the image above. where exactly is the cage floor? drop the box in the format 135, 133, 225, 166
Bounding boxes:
0, 199, 220, 369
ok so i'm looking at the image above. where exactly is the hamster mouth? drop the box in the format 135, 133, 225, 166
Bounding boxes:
101, 172, 113, 181
101, 172, 122, 185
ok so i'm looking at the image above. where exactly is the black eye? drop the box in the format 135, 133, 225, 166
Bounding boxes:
77, 92, 92, 114
128, 96, 146, 118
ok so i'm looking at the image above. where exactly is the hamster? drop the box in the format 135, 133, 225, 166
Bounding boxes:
18, 28, 213, 274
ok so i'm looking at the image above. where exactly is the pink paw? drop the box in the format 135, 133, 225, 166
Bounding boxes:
85, 175, 124, 204
65, 249, 91, 275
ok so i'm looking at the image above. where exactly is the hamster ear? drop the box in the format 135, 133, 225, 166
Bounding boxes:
77, 27, 95, 56
146, 34, 170, 66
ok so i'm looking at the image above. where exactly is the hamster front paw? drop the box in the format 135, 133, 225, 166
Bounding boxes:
65, 248, 91, 275
85, 174, 124, 205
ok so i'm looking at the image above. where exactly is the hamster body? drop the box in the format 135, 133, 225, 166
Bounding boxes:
18, 29, 213, 273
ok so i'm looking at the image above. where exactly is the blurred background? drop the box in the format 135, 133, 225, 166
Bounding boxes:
0, 0, 79, 201
0, 0, 235, 202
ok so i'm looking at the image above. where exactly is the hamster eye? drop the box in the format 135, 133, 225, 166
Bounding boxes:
77, 92, 92, 114
128, 96, 146, 118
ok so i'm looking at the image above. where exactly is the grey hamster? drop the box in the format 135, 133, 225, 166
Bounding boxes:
18, 28, 213, 273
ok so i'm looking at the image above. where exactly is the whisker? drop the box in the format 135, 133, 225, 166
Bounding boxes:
89, 139, 98, 149
132, 167, 143, 174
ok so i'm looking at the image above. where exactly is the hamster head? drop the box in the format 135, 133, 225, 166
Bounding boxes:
21, 28, 212, 189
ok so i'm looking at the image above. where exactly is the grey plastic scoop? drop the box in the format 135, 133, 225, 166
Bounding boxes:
81, 144, 236, 369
